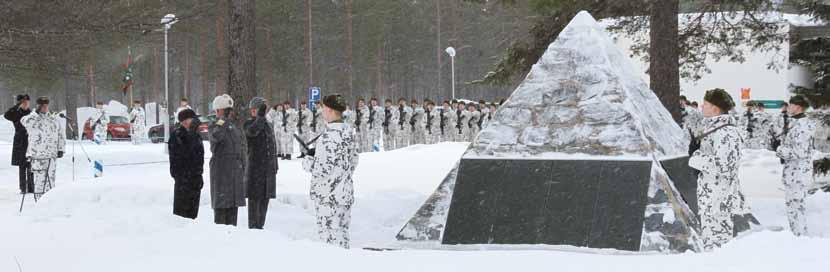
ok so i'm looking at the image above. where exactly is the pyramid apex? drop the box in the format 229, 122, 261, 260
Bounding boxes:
570, 11, 599, 27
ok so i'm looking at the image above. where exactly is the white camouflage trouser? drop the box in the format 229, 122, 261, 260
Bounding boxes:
411, 127, 426, 145
783, 161, 811, 236
357, 126, 370, 153
282, 130, 296, 155
30, 158, 56, 196
383, 128, 397, 151
369, 128, 382, 152
697, 176, 734, 251
467, 126, 480, 142
395, 126, 410, 149
314, 202, 352, 249
94, 126, 108, 143
132, 125, 146, 144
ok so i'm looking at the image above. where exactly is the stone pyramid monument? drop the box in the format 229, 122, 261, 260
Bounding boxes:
397, 11, 706, 252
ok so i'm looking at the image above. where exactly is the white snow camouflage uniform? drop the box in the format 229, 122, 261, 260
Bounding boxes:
281, 109, 298, 156
467, 110, 481, 142
297, 107, 313, 143
688, 114, 743, 251
455, 109, 470, 142
425, 107, 441, 144
441, 107, 456, 142
775, 113, 814, 236
382, 106, 399, 151
89, 108, 109, 143
21, 111, 65, 195
395, 106, 412, 148
302, 121, 359, 248
355, 105, 371, 153
368, 105, 383, 151
480, 107, 492, 129
266, 109, 285, 155
129, 107, 146, 144
740, 110, 773, 150
410, 106, 426, 145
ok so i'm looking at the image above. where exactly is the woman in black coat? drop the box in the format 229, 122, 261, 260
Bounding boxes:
168, 109, 205, 219
243, 98, 278, 229
4, 94, 33, 194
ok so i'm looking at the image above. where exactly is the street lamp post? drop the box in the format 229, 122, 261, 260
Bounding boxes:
445, 47, 456, 100
161, 14, 177, 143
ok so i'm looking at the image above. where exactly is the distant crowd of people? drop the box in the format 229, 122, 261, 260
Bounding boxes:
681, 90, 815, 251
263, 98, 505, 160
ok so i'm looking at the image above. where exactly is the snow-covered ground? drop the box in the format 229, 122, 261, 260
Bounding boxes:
1, 120, 830, 272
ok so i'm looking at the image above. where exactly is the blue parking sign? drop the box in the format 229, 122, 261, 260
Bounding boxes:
308, 87, 321, 109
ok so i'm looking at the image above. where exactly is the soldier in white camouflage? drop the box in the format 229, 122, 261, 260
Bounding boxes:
741, 101, 774, 150
21, 97, 65, 198
302, 94, 358, 248
311, 101, 327, 139
467, 103, 481, 142
129, 100, 147, 145
455, 102, 470, 142
355, 98, 371, 153
266, 104, 285, 158
281, 101, 299, 160
438, 101, 452, 142
481, 102, 497, 129
297, 101, 313, 143
425, 100, 441, 144
410, 99, 426, 145
680, 96, 704, 138
775, 96, 814, 236
89, 101, 109, 143
382, 99, 399, 151
395, 98, 412, 148
688, 89, 743, 251
368, 98, 384, 151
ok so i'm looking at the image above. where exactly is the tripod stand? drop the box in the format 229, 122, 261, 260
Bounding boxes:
19, 158, 53, 213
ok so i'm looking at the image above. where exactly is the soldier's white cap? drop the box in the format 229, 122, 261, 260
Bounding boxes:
212, 94, 234, 110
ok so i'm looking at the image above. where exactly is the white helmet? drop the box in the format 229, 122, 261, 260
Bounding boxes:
212, 94, 234, 110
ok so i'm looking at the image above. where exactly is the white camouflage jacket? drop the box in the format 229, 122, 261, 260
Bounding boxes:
22, 111, 66, 159
777, 114, 814, 163
303, 121, 359, 206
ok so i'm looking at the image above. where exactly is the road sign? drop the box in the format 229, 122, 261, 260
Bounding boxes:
308, 87, 321, 109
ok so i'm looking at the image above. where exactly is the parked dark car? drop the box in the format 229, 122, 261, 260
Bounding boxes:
149, 114, 215, 143
83, 115, 131, 141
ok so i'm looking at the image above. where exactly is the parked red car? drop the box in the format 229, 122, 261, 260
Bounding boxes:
83, 115, 131, 141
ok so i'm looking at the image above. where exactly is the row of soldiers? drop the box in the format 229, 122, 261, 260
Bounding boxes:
681, 92, 815, 251
262, 98, 502, 158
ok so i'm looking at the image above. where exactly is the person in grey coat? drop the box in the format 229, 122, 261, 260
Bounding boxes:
209, 94, 247, 226
244, 97, 279, 229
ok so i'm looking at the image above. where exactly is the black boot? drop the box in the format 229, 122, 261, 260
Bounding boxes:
286, 154, 292, 160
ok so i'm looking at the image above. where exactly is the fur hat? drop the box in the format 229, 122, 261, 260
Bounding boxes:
703, 88, 735, 113
177, 109, 197, 122
789, 95, 810, 109
322, 94, 347, 112
15, 94, 30, 103
36, 96, 49, 105
212, 94, 234, 110
248, 97, 268, 117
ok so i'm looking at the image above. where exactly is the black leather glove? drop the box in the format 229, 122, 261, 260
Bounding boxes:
306, 148, 316, 157
688, 138, 700, 157
57, 151, 64, 158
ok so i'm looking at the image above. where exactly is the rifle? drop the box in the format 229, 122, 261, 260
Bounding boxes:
456, 110, 463, 134
297, 109, 305, 134
745, 111, 754, 138
91, 110, 106, 132
368, 107, 376, 130
294, 133, 323, 155
440, 109, 445, 135
383, 108, 391, 134
398, 106, 406, 130
281, 110, 288, 132
409, 111, 419, 130
355, 108, 363, 132
426, 110, 433, 135
311, 108, 318, 133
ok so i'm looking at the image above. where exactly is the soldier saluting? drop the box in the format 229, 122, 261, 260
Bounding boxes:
301, 94, 359, 248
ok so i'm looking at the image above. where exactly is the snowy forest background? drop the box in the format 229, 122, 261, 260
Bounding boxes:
0, 0, 828, 123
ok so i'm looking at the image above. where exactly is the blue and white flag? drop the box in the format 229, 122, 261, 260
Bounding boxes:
94, 160, 103, 178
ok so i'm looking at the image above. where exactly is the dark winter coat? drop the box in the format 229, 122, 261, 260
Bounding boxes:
4, 105, 31, 166
243, 116, 278, 200
208, 117, 247, 209
168, 123, 205, 178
